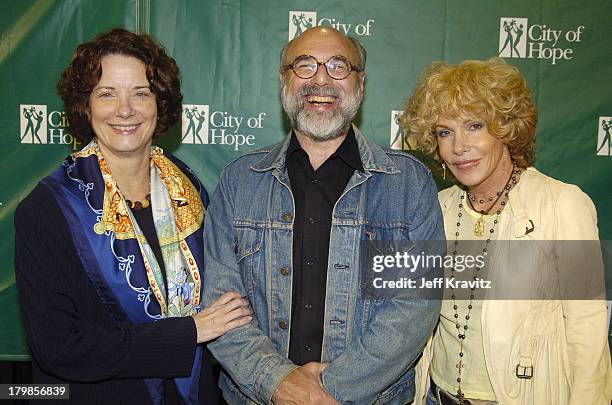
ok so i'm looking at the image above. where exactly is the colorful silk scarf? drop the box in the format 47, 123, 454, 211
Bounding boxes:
42, 140, 208, 404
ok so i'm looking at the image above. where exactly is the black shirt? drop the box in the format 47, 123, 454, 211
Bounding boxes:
286, 128, 363, 365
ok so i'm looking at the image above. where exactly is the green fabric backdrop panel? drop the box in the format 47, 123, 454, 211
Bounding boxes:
0, 0, 610, 359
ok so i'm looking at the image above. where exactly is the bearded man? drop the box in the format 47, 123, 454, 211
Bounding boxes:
202, 27, 443, 405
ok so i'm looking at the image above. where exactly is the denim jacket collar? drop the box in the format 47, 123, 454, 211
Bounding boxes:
250, 124, 400, 175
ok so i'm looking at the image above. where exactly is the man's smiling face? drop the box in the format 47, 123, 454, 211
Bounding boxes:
280, 27, 365, 141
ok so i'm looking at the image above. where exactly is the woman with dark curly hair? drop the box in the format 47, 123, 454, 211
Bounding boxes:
14, 28, 251, 404
402, 58, 611, 405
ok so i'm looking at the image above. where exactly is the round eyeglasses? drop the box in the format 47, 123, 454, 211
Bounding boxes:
282, 55, 363, 80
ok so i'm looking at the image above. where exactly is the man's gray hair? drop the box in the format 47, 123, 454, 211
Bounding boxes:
279, 35, 367, 70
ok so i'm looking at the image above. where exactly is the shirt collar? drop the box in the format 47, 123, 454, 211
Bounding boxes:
286, 126, 365, 172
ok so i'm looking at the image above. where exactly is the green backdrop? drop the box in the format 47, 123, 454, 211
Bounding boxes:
1, 0, 610, 359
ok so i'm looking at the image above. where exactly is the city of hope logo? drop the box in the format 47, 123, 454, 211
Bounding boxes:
498, 17, 585, 65
289, 12, 317, 40
20, 104, 47, 144
182, 104, 209, 144
19, 104, 81, 149
181, 104, 265, 151
498, 18, 528, 58
596, 116, 612, 156
288, 11, 374, 40
389, 111, 415, 150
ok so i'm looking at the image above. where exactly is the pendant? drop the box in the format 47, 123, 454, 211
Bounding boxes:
474, 216, 485, 236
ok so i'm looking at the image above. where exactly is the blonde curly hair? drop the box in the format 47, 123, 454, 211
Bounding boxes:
401, 57, 537, 168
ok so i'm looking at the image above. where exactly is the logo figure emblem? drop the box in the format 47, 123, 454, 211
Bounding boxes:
499, 18, 528, 58
288, 11, 317, 40
596, 116, 612, 156
20, 104, 47, 144
390, 111, 415, 150
181, 104, 209, 144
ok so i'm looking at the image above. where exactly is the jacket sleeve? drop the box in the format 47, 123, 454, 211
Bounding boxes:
321, 170, 444, 404
554, 186, 612, 405
202, 169, 298, 405
14, 185, 198, 382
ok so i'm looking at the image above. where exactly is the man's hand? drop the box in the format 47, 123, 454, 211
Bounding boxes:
272, 362, 338, 405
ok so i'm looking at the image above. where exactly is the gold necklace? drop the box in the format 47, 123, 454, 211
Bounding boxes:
467, 165, 519, 236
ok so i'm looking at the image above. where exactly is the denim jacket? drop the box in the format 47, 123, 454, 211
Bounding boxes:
202, 126, 444, 405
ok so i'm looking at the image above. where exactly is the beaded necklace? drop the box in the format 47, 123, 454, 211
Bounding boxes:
449, 165, 521, 404
125, 193, 151, 210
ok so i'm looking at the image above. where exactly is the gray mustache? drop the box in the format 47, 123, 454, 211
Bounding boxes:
299, 85, 341, 98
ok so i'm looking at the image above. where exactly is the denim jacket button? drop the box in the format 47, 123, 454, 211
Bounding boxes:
281, 212, 293, 221
280, 266, 289, 276
278, 320, 288, 329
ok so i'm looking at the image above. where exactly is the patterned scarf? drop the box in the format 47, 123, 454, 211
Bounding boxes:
42, 140, 207, 404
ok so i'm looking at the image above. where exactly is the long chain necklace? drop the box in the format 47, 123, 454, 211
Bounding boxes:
467, 165, 520, 236
449, 166, 521, 404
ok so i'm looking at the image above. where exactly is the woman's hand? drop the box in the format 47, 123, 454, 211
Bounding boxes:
192, 291, 252, 343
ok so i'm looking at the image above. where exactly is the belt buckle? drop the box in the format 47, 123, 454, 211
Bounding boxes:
515, 364, 534, 379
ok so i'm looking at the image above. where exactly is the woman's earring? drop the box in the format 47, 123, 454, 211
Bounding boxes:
441, 162, 446, 180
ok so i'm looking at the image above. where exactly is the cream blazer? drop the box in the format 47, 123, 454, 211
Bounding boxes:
414, 168, 612, 405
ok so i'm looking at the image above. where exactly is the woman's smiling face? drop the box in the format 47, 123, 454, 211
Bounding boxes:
435, 116, 507, 191
88, 54, 157, 160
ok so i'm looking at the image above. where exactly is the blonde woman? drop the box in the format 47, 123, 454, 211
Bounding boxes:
402, 58, 611, 405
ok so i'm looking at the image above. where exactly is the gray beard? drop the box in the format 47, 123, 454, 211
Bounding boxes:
281, 82, 362, 142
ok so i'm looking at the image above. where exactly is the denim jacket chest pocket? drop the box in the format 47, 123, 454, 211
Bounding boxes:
363, 223, 412, 241
362, 223, 413, 272
233, 223, 264, 302
359, 223, 413, 324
